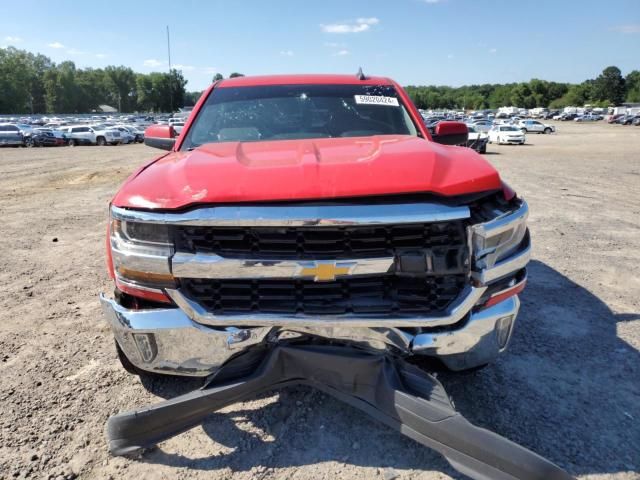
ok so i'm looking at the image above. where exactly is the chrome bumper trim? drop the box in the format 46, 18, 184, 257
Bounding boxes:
165, 285, 487, 328
172, 253, 395, 279
412, 296, 520, 371
99, 292, 520, 376
99, 293, 270, 377
111, 202, 470, 227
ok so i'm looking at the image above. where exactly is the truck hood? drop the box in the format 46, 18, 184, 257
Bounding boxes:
112, 135, 501, 209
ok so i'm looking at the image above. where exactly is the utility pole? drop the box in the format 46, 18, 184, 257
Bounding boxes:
167, 25, 173, 112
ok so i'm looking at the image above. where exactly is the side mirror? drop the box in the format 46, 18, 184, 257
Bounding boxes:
144, 125, 176, 150
431, 121, 468, 146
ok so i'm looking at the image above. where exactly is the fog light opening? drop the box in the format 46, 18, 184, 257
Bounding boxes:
133, 333, 158, 363
495, 315, 514, 350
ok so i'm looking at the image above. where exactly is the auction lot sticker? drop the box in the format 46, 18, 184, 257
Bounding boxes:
354, 95, 399, 106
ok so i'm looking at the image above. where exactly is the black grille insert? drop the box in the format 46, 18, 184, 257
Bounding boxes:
173, 222, 466, 259
180, 275, 466, 315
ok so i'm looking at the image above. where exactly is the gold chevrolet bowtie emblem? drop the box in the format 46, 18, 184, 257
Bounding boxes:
298, 261, 355, 282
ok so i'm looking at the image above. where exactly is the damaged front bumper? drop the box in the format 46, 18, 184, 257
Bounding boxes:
99, 292, 521, 376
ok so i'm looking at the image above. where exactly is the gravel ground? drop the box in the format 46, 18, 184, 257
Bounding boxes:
0, 121, 638, 480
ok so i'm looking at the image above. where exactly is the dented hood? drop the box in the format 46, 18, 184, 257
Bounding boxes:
112, 135, 501, 209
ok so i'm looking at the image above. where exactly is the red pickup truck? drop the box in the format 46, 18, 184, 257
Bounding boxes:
101, 73, 530, 379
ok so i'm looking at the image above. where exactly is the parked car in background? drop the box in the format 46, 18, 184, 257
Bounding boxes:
118, 125, 145, 143
0, 124, 24, 146
61, 125, 121, 146
620, 115, 640, 125
488, 124, 526, 145
172, 122, 185, 135
559, 113, 578, 121
542, 110, 559, 120
471, 120, 493, 133
632, 116, 640, 126
112, 127, 136, 144
29, 128, 67, 147
574, 114, 601, 122
607, 114, 625, 124
517, 119, 555, 134
465, 125, 488, 153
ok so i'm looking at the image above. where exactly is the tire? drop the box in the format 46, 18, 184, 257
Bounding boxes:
24, 137, 34, 148
544, 127, 552, 134
115, 341, 141, 375
68, 139, 77, 147
520, 128, 527, 133
96, 136, 106, 146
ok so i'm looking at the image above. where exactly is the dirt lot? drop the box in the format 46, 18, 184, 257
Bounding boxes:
0, 121, 638, 480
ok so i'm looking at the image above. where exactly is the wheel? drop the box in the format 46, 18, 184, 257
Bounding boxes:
544, 127, 552, 134
68, 139, 77, 147
24, 137, 34, 148
96, 136, 106, 146
520, 128, 527, 133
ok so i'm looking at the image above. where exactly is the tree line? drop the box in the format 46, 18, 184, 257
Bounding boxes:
0, 46, 199, 114
1, 46, 638, 114
406, 66, 640, 111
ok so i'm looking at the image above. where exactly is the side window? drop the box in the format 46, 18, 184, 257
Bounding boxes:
72, 127, 80, 133
0, 126, 7, 132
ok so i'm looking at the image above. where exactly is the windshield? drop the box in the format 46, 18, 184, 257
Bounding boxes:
182, 84, 418, 149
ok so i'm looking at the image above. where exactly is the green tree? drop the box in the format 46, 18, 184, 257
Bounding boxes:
593, 66, 625, 105
625, 70, 640, 103
212, 73, 224, 82
229, 72, 244, 78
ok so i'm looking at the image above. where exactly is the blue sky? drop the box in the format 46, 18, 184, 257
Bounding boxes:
1, 0, 639, 91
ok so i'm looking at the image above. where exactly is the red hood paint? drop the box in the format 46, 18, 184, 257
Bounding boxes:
112, 135, 501, 210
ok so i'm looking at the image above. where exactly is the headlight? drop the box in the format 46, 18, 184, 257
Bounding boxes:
110, 214, 175, 289
472, 200, 528, 271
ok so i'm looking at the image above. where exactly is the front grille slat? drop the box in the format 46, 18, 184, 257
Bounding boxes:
181, 275, 466, 316
174, 222, 466, 259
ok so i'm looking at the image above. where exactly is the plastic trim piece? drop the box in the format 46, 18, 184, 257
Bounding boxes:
107, 345, 574, 480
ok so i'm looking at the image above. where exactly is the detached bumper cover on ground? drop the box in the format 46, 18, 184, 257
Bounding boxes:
107, 344, 574, 480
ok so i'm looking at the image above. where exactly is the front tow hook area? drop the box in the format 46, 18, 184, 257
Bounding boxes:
107, 345, 574, 480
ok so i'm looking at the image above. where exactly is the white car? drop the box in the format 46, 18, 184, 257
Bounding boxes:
517, 120, 555, 134
488, 125, 526, 145
61, 125, 121, 146
112, 126, 136, 144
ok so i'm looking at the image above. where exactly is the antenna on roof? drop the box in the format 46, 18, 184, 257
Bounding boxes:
356, 67, 367, 80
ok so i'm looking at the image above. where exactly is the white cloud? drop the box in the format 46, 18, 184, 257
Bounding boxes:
333, 49, 350, 56
321, 17, 379, 34
612, 24, 640, 34
489, 48, 497, 54
174, 64, 195, 71
95, 53, 108, 59
48, 42, 65, 49
5, 36, 23, 43
143, 59, 165, 67
280, 50, 294, 56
